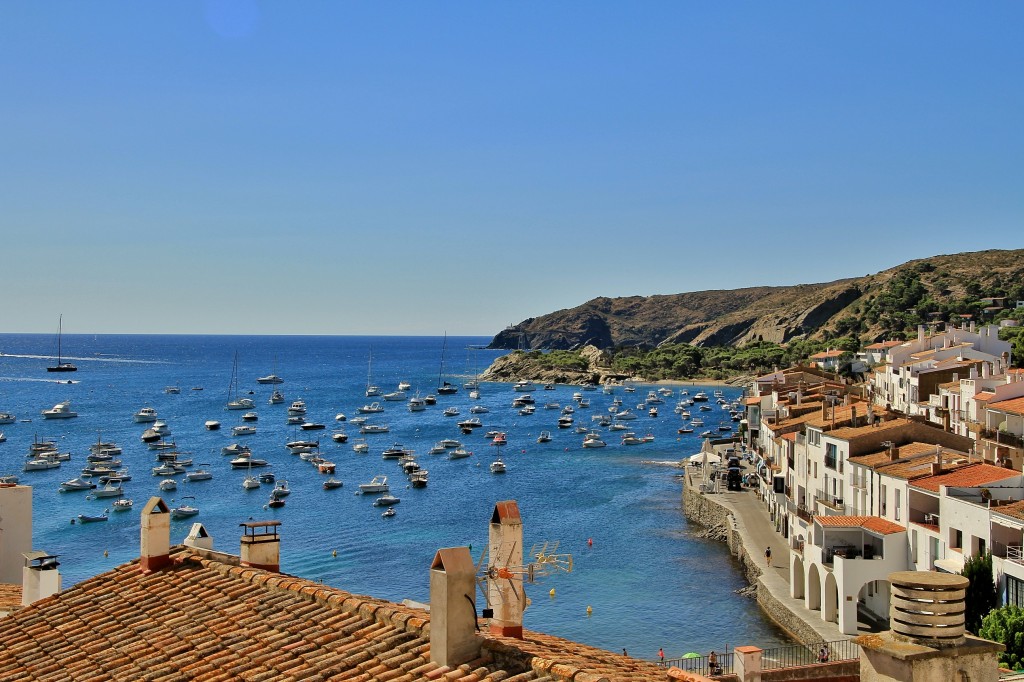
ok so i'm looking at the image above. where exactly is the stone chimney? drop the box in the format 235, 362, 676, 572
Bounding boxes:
429, 546, 480, 668
488, 500, 525, 638
970, 366, 978, 380
239, 520, 281, 572
857, 571, 1003, 682
887, 441, 900, 462
918, 325, 925, 343
851, 405, 858, 428
140, 497, 172, 572
931, 446, 943, 476
982, 362, 990, 379
184, 523, 214, 551
21, 551, 61, 606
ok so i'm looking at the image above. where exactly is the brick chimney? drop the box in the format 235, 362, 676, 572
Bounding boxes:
429, 546, 480, 668
140, 497, 172, 572
239, 520, 281, 572
887, 442, 900, 462
488, 500, 524, 638
21, 551, 61, 606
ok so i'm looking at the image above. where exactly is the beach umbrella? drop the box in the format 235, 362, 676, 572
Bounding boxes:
681, 652, 701, 659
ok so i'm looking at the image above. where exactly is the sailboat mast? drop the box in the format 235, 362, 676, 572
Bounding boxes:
57, 315, 62, 363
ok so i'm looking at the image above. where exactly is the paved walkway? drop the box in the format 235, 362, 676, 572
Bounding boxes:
686, 466, 846, 643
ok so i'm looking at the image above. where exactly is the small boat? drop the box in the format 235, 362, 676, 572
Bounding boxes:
133, 407, 158, 423
41, 401, 78, 419
267, 497, 285, 509
318, 460, 336, 474
232, 425, 256, 436
439, 438, 462, 448
398, 381, 411, 391
537, 430, 552, 443
357, 402, 384, 414
381, 507, 396, 518
24, 457, 61, 471
382, 390, 406, 402
300, 422, 326, 431
358, 475, 389, 494
256, 374, 284, 385
230, 457, 268, 469
621, 433, 643, 445
381, 443, 413, 459
259, 472, 276, 484
457, 417, 482, 429
373, 495, 400, 507
287, 400, 308, 415
111, 498, 133, 511
323, 477, 343, 490
424, 394, 437, 405
47, 315, 77, 372
614, 409, 637, 421
442, 407, 459, 417
352, 438, 370, 454
408, 395, 426, 412
491, 433, 507, 447
165, 386, 182, 394
582, 435, 607, 448
490, 458, 506, 474
169, 496, 199, 519
331, 431, 348, 443
410, 470, 428, 488
513, 395, 535, 407
152, 463, 184, 476
185, 466, 213, 482
692, 391, 709, 402
557, 416, 573, 428
678, 426, 694, 434
428, 443, 446, 455
77, 513, 108, 523
222, 443, 251, 456
544, 402, 560, 410
242, 411, 259, 422
649, 407, 658, 418
513, 380, 536, 392
269, 390, 285, 405
0, 412, 15, 424
518, 405, 535, 416
93, 482, 124, 498
286, 415, 305, 425
447, 448, 472, 460
469, 405, 489, 414
242, 475, 260, 490
360, 423, 390, 434
159, 478, 177, 491
205, 420, 221, 431
59, 478, 96, 492
335, 412, 347, 422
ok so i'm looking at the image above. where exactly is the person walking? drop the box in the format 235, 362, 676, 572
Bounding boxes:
765, 545, 772, 567
658, 648, 664, 664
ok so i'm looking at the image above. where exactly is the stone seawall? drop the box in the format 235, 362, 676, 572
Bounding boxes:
682, 475, 828, 647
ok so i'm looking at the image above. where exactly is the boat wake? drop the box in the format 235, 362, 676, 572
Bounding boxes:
0, 353, 166, 365
0, 376, 81, 384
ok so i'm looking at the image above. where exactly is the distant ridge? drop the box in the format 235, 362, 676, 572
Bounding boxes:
489, 249, 1024, 350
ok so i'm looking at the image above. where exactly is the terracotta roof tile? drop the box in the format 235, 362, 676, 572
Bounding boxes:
988, 395, 1024, 417
814, 515, 906, 535
0, 548, 665, 682
822, 417, 914, 441
993, 500, 1024, 523
910, 463, 1020, 493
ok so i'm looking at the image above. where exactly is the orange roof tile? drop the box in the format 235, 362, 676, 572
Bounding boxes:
988, 395, 1024, 417
993, 500, 1024, 523
810, 350, 845, 359
975, 391, 996, 402
865, 341, 903, 350
0, 548, 662, 681
875, 450, 973, 481
0, 583, 22, 612
910, 463, 1019, 493
822, 417, 914, 441
814, 516, 906, 535
782, 432, 797, 441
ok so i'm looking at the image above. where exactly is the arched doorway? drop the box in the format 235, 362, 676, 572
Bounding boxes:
824, 572, 839, 624
791, 555, 805, 600
807, 564, 821, 611
856, 580, 891, 633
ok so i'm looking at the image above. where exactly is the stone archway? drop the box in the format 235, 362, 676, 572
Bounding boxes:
824, 571, 839, 624
807, 564, 822, 611
791, 555, 805, 600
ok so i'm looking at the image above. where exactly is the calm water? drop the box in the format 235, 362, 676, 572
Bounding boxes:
0, 334, 787, 658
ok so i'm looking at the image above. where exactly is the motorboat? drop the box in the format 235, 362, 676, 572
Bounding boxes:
381, 443, 413, 459
537, 430, 552, 443
205, 420, 221, 431
159, 478, 177, 491
423, 394, 437, 405
512, 395, 535, 407
678, 425, 694, 434
382, 391, 406, 402
582, 435, 607, 448
152, 463, 185, 476
381, 507, 396, 518
266, 496, 285, 508
335, 412, 347, 422
373, 495, 400, 507
649, 407, 658, 418
360, 423, 390, 434
439, 439, 462, 449
447, 448, 472, 460
242, 475, 260, 490
242, 411, 259, 422
575, 425, 589, 434
256, 374, 284, 384
226, 397, 255, 411
359, 475, 389, 494
111, 498, 133, 512
428, 443, 446, 455
185, 466, 213, 482
408, 396, 426, 412
269, 390, 285, 405
286, 415, 305, 425
232, 425, 256, 436
544, 402, 560, 410
92, 482, 124, 498
222, 443, 251, 456
692, 391, 709, 402
490, 458, 506, 474
269, 480, 290, 498
557, 416, 573, 428
152, 420, 172, 436
24, 456, 61, 471
331, 431, 348, 443
59, 478, 96, 492
77, 513, 108, 523
287, 400, 308, 415
457, 417, 482, 429
322, 478, 343, 490
350, 416, 367, 425
0, 412, 17, 424
469, 389, 481, 400
133, 407, 158, 423
170, 497, 199, 519
165, 385, 182, 394
259, 472, 276, 484
491, 433, 507, 447
519, 405, 535, 416
410, 470, 428, 488
560, 404, 574, 414
0, 474, 19, 485
230, 457, 268, 469
614, 409, 637, 421
318, 461, 335, 474
469, 405, 489, 414
620, 433, 643, 445
645, 391, 664, 405
41, 401, 78, 419
442, 407, 459, 417
352, 439, 369, 454
357, 402, 384, 414
543, 384, 556, 391
577, 398, 590, 409
300, 422, 325, 431
513, 380, 536, 392
400, 458, 419, 475
398, 381, 412, 391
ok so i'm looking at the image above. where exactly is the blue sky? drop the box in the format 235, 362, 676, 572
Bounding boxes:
2, 2, 1021, 336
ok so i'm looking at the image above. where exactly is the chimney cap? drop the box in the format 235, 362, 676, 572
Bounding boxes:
23, 551, 60, 569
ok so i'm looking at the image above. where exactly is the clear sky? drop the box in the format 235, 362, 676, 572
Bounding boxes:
2, 2, 1021, 336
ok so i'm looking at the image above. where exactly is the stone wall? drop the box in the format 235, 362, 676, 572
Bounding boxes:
763, 661, 858, 681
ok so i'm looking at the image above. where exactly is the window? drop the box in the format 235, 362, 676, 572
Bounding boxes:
1009, 576, 1024, 608
952, 529, 963, 550
808, 429, 821, 446
825, 443, 838, 470
895, 489, 901, 521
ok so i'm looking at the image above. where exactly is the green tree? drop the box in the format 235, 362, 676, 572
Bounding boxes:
962, 552, 999, 634
979, 605, 1024, 670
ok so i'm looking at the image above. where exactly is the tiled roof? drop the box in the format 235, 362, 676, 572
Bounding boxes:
875, 450, 973, 481
804, 403, 867, 430
0, 549, 663, 681
0, 583, 22, 612
910, 463, 1019, 493
782, 432, 797, 441
810, 350, 845, 360
850, 442, 967, 471
975, 391, 996, 402
814, 516, 906, 536
988, 395, 1024, 417
822, 417, 913, 441
993, 500, 1024, 523
865, 341, 903, 351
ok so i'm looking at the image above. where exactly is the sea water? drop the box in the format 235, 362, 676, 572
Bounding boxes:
0, 333, 787, 659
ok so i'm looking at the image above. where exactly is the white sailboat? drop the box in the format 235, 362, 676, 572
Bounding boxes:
365, 347, 381, 397
225, 352, 255, 410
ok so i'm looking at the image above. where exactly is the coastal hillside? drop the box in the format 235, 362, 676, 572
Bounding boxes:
489, 249, 1024, 350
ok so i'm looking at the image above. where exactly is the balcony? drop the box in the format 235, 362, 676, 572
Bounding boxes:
1008, 545, 1024, 566
980, 428, 1024, 450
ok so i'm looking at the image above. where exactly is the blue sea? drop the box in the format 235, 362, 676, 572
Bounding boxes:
0, 334, 787, 659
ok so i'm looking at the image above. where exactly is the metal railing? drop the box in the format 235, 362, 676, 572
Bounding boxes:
760, 639, 861, 669
1008, 545, 1024, 564
660, 650, 734, 676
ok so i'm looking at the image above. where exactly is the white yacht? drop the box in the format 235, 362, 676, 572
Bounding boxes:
287, 400, 307, 415
382, 391, 406, 402
269, 390, 285, 405
226, 397, 255, 411
513, 380, 536, 392
408, 396, 426, 412
232, 425, 256, 436
41, 401, 77, 419
358, 475, 390, 494
0, 412, 15, 424
133, 407, 158, 423
397, 381, 411, 391
256, 374, 284, 385
490, 458, 506, 474
357, 402, 384, 414
582, 435, 607, 448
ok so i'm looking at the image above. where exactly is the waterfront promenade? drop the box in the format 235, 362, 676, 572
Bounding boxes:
682, 464, 847, 645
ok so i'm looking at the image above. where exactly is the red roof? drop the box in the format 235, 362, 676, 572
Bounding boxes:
782, 432, 797, 441
988, 395, 1024, 417
911, 463, 1019, 493
814, 515, 906, 535
810, 350, 845, 359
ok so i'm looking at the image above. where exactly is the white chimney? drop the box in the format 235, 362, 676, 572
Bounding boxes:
239, 520, 281, 572
140, 497, 172, 573
487, 500, 525, 638
918, 325, 925, 343
184, 523, 214, 551
0, 483, 32, 585
22, 551, 61, 606
429, 546, 480, 667
982, 363, 990, 379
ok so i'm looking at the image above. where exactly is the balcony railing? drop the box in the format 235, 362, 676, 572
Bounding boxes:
980, 428, 1024, 450
1008, 545, 1024, 565
761, 639, 861, 670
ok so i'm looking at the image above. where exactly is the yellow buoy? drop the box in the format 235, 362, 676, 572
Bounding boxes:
586, 605, 593, 616
332, 549, 337, 558
549, 588, 556, 598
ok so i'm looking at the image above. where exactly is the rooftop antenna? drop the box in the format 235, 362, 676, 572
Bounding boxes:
473, 539, 573, 627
